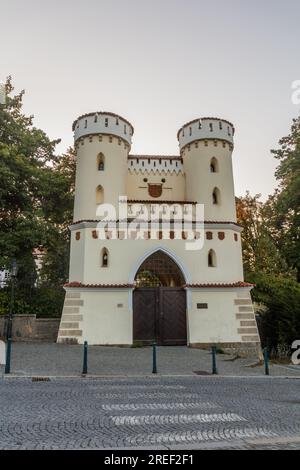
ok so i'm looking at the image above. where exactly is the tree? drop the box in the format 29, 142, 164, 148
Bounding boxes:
236, 192, 288, 277
271, 116, 300, 281
0, 77, 75, 316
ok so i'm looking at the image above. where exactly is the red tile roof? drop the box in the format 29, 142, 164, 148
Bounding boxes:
65, 282, 134, 288
184, 282, 255, 288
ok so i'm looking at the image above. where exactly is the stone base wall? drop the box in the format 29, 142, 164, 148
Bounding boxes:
190, 342, 263, 359
0, 315, 60, 342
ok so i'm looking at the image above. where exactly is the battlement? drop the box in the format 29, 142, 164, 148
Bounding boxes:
177, 117, 234, 150
128, 155, 183, 174
73, 111, 134, 145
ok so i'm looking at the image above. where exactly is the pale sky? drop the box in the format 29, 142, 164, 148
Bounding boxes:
1, 0, 300, 199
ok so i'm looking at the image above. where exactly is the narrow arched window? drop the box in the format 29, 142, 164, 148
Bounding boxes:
212, 187, 221, 205
101, 248, 109, 267
208, 249, 217, 267
96, 185, 104, 205
97, 153, 105, 171
210, 157, 218, 173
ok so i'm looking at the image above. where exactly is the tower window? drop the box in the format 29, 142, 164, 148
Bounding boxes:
212, 187, 221, 205
116, 117, 119, 125
219, 121, 222, 130
84, 120, 87, 128
101, 248, 109, 267
94, 115, 98, 123
210, 157, 219, 173
208, 249, 217, 267
96, 185, 104, 205
189, 127, 192, 136
199, 120, 202, 129
228, 126, 231, 136
97, 153, 105, 171
209, 123, 213, 132
124, 125, 127, 134
105, 118, 108, 127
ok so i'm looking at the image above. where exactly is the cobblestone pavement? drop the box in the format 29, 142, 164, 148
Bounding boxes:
1, 342, 300, 377
0, 376, 300, 450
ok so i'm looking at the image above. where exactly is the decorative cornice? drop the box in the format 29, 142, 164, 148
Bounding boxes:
74, 132, 130, 147
71, 219, 241, 227
127, 199, 197, 205
180, 138, 234, 153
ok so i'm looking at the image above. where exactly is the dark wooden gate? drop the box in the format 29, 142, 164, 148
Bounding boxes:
133, 287, 187, 346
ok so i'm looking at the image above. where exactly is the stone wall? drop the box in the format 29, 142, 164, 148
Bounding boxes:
0, 315, 60, 342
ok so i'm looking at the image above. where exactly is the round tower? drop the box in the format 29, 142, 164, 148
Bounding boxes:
177, 117, 236, 222
72, 111, 134, 221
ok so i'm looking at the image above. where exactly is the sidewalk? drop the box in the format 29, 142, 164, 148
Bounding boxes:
1, 342, 300, 378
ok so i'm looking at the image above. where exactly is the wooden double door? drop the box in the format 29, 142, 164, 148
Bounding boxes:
133, 287, 187, 346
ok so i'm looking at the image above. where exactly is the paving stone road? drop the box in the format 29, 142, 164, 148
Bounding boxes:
0, 376, 300, 450
1, 342, 300, 377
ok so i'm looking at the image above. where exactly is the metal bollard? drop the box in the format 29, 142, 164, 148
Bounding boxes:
5, 338, 12, 374
82, 341, 88, 375
263, 347, 270, 376
211, 346, 218, 375
152, 341, 157, 374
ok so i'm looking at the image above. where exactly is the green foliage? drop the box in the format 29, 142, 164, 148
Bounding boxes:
271, 116, 300, 281
247, 272, 300, 349
0, 77, 75, 278
0, 285, 65, 318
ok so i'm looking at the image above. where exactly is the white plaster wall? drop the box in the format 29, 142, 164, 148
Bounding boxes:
183, 141, 237, 221
69, 230, 85, 281
73, 135, 129, 221
187, 290, 242, 344
126, 171, 186, 201
81, 290, 132, 345
68, 229, 244, 285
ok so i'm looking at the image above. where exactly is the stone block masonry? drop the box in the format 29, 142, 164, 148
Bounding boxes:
0, 315, 60, 342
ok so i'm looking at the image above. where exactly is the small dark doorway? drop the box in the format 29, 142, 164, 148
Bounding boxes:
133, 251, 187, 346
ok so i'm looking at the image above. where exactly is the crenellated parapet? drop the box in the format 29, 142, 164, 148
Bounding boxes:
177, 117, 234, 151
73, 111, 134, 146
128, 155, 184, 175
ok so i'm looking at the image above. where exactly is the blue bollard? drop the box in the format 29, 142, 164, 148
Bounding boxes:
5, 338, 12, 374
82, 341, 88, 375
263, 347, 270, 376
211, 346, 218, 375
152, 341, 157, 374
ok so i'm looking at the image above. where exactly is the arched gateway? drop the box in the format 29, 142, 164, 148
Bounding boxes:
133, 250, 187, 346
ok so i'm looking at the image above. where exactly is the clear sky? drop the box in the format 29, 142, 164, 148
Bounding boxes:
1, 0, 300, 198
